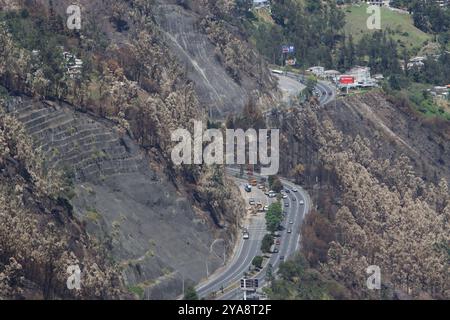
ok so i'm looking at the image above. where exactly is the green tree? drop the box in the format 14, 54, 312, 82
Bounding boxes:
265, 202, 283, 233
252, 256, 263, 269
261, 234, 274, 253
183, 286, 199, 300
268, 175, 283, 192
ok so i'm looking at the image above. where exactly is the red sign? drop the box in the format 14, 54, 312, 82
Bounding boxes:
339, 76, 355, 84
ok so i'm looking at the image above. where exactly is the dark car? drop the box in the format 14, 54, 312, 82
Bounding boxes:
285, 203, 289, 207
285, 189, 291, 193
280, 255, 285, 261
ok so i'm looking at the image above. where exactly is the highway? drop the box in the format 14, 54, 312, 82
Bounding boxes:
196, 168, 310, 300
196, 70, 317, 300
283, 71, 336, 106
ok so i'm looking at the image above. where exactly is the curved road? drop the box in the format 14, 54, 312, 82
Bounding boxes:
284, 71, 336, 106
196, 168, 310, 299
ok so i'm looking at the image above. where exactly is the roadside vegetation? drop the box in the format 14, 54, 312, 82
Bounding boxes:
265, 202, 284, 234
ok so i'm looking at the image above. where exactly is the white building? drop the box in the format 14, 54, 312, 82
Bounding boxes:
407, 56, 427, 70
63, 51, 83, 79
253, 0, 270, 8
348, 66, 371, 84
307, 66, 325, 77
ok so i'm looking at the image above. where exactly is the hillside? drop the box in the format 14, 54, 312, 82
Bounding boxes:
344, 4, 432, 53
269, 92, 450, 299
0, 0, 274, 299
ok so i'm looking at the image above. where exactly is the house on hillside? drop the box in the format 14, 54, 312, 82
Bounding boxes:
365, 0, 390, 7
63, 51, 83, 79
407, 56, 426, 70
253, 0, 270, 8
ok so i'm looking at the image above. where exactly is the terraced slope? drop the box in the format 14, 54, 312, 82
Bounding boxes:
4, 97, 227, 299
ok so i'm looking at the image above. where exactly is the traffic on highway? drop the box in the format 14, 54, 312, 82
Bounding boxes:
196, 167, 310, 300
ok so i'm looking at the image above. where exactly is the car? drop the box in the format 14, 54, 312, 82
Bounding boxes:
244, 184, 252, 192
287, 228, 292, 234
285, 189, 290, 193
285, 203, 289, 207
249, 198, 255, 205
258, 184, 264, 189
299, 200, 305, 205
275, 239, 281, 245
289, 220, 293, 224
280, 255, 285, 261
273, 247, 279, 253
292, 188, 298, 192
263, 205, 269, 211
282, 195, 288, 199
243, 233, 249, 239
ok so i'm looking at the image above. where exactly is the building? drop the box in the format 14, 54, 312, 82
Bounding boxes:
407, 56, 427, 70
348, 66, 371, 84
324, 70, 341, 81
63, 51, 83, 79
365, 0, 390, 7
253, 0, 270, 8
307, 66, 325, 77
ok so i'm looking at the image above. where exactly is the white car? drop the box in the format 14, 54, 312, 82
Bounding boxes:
299, 200, 305, 205
292, 188, 298, 192
282, 195, 288, 199
263, 205, 269, 211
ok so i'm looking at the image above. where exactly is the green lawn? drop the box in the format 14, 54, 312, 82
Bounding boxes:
344, 4, 432, 53
402, 83, 450, 120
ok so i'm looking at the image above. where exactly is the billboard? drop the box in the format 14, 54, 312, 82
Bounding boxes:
282, 45, 295, 53
339, 75, 355, 84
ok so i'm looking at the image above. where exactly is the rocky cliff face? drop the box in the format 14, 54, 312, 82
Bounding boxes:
153, 0, 279, 118
3, 96, 243, 299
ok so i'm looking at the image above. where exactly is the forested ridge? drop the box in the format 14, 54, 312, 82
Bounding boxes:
267, 94, 450, 300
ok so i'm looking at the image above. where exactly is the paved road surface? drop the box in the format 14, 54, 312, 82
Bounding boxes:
196, 168, 310, 299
